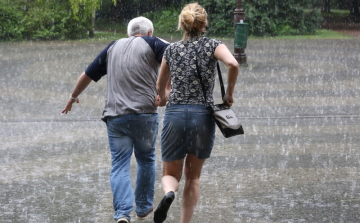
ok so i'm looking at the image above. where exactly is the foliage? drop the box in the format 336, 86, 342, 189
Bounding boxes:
139, 0, 323, 37
143, 7, 181, 36
0, 1, 24, 41
142, 0, 236, 37
243, 0, 323, 36
0, 0, 116, 41
197, 0, 236, 37
98, 0, 185, 22
0, 0, 330, 40
304, 9, 323, 34
21, 0, 90, 40
69, 0, 115, 19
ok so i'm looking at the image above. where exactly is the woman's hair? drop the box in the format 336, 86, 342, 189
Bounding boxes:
178, 3, 207, 40
127, 16, 154, 36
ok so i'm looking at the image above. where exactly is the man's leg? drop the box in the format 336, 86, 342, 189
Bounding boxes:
107, 116, 134, 221
132, 114, 158, 217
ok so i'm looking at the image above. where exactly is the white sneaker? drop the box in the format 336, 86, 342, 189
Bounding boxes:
117, 217, 130, 223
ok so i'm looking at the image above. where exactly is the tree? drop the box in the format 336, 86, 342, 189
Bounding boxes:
241, 0, 323, 36
323, 0, 331, 12
350, 0, 359, 17
69, 0, 116, 36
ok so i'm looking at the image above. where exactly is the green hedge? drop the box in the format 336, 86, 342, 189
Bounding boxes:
143, 0, 323, 37
244, 0, 323, 36
0, 1, 24, 41
0, 0, 91, 41
1, 0, 324, 40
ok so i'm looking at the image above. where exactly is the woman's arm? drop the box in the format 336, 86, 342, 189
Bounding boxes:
155, 57, 171, 107
214, 44, 239, 107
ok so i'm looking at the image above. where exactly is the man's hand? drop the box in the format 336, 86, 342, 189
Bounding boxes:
154, 95, 167, 107
61, 98, 79, 114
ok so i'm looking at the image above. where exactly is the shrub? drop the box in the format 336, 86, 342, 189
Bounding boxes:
0, 1, 24, 41
144, 0, 323, 38
243, 0, 323, 36
143, 8, 181, 36
22, 1, 90, 40
0, 0, 91, 41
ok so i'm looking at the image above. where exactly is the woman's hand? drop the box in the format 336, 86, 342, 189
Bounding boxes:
223, 92, 234, 107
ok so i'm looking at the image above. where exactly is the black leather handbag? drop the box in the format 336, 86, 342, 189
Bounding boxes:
195, 43, 244, 138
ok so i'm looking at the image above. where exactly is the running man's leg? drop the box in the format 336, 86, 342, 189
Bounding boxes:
107, 116, 134, 222
132, 114, 158, 217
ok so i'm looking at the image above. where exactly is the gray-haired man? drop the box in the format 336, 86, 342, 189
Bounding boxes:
62, 17, 169, 223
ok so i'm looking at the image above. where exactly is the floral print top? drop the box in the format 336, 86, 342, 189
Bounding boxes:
164, 36, 223, 108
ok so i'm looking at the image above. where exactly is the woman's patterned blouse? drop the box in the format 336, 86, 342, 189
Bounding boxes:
164, 36, 223, 108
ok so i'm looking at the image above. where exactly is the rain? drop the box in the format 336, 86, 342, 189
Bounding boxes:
1, 0, 360, 222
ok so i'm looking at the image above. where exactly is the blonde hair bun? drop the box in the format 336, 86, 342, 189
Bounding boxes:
181, 10, 196, 28
178, 3, 207, 38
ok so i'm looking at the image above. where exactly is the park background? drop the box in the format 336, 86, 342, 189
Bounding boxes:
1, 0, 360, 41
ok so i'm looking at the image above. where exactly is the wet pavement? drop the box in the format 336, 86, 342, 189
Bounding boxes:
1, 37, 360, 223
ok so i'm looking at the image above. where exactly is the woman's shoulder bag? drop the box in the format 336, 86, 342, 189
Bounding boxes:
194, 41, 244, 138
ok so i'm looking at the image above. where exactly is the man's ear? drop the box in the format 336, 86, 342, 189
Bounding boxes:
148, 30, 153, 37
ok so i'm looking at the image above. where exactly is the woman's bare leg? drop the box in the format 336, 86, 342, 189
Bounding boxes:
161, 158, 184, 193
154, 158, 184, 223
181, 154, 206, 223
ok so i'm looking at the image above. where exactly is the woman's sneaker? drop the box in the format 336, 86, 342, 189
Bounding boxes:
153, 191, 175, 223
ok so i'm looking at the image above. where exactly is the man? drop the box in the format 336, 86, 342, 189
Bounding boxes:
62, 17, 169, 223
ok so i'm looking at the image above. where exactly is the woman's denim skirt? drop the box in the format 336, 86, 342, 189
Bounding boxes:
161, 104, 216, 162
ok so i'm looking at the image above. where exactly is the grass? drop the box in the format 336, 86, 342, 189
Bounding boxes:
89, 18, 353, 42
92, 31, 127, 41
322, 9, 350, 18
249, 29, 352, 40
85, 28, 352, 42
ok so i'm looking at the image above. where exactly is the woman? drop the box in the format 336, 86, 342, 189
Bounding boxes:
154, 3, 239, 223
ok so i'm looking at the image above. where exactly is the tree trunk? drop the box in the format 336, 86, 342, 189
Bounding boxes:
322, 0, 331, 12
350, 0, 359, 17
89, 9, 96, 38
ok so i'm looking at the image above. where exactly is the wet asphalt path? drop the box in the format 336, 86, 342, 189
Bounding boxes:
0, 37, 359, 222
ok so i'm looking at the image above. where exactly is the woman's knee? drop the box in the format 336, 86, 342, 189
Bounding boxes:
162, 159, 184, 181
183, 154, 206, 179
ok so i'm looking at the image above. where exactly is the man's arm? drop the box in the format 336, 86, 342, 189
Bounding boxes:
61, 41, 116, 114
155, 57, 171, 107
85, 41, 116, 82
61, 72, 92, 114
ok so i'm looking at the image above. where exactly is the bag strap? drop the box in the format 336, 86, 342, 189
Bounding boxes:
194, 41, 225, 103
216, 62, 225, 98
194, 42, 207, 104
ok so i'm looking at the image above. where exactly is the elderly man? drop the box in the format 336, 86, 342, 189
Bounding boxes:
62, 17, 169, 223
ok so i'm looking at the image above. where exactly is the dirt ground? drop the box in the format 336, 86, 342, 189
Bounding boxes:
334, 29, 360, 38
